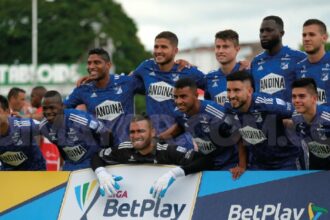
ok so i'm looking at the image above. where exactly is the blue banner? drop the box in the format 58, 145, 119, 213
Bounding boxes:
193, 171, 329, 220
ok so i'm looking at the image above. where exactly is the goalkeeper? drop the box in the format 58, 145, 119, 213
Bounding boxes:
91, 114, 214, 199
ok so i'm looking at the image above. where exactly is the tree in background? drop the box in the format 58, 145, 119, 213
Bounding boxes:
326, 42, 330, 51
0, 0, 151, 74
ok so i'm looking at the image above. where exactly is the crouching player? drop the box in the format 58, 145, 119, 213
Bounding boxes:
39, 91, 110, 171
291, 78, 330, 169
0, 95, 46, 170
92, 114, 214, 199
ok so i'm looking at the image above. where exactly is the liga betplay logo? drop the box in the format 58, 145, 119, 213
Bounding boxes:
74, 180, 98, 211
74, 179, 101, 220
59, 165, 200, 220
308, 203, 328, 220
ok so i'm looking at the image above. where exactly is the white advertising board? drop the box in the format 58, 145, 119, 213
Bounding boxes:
58, 165, 201, 220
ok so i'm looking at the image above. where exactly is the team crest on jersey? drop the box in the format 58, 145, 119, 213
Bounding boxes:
321, 72, 328, 81
0, 151, 28, 166
202, 125, 210, 133
295, 120, 310, 136
172, 73, 179, 81
260, 73, 285, 94
239, 126, 267, 145
317, 88, 327, 105
215, 91, 227, 105
95, 100, 124, 121
12, 132, 23, 145
200, 117, 210, 133
114, 85, 123, 94
280, 62, 289, 70
148, 81, 174, 102
308, 141, 330, 158
252, 112, 263, 123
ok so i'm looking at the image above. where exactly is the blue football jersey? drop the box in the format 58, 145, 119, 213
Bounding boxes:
292, 105, 330, 169
132, 59, 206, 149
0, 117, 46, 171
231, 93, 300, 170
204, 63, 241, 105
64, 74, 144, 145
251, 46, 306, 102
39, 109, 109, 171
173, 100, 238, 169
295, 52, 330, 106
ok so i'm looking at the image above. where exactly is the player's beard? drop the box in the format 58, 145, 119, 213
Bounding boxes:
133, 138, 152, 151
231, 98, 246, 111
93, 70, 108, 82
156, 56, 173, 66
305, 45, 321, 55
261, 38, 280, 50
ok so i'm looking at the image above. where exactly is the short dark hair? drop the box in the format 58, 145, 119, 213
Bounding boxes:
7, 87, 26, 100
263, 15, 284, 30
174, 77, 197, 90
215, 29, 239, 46
0, 95, 9, 111
131, 113, 153, 128
291, 78, 318, 96
43, 90, 62, 103
32, 86, 47, 95
303, 19, 327, 34
226, 71, 255, 90
155, 31, 178, 47
88, 48, 111, 62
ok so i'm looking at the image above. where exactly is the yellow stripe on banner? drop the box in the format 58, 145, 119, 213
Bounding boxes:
87, 180, 97, 200
0, 171, 70, 213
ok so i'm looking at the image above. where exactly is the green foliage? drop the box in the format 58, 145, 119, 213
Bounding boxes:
0, 0, 151, 74
326, 42, 330, 51
134, 94, 146, 114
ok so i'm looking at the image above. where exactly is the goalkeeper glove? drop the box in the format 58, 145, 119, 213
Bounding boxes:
150, 167, 185, 199
95, 167, 123, 197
